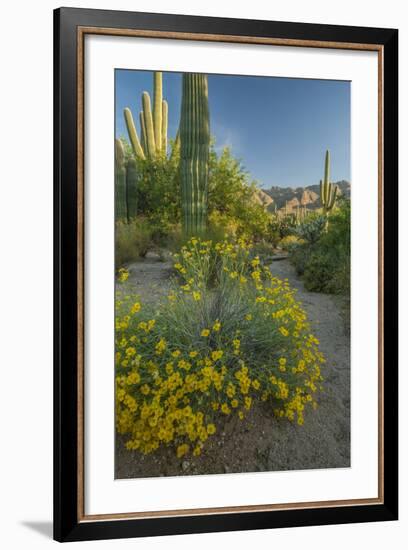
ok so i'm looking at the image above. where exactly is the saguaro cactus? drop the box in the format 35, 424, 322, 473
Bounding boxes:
162, 99, 168, 156
319, 150, 338, 214
126, 157, 138, 220
124, 108, 145, 160
115, 139, 127, 220
123, 71, 169, 160
295, 205, 307, 225
153, 72, 162, 153
179, 73, 210, 235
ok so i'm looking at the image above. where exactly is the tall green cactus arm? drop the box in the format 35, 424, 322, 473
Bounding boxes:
327, 184, 338, 210
180, 73, 210, 235
142, 92, 156, 158
153, 72, 162, 154
115, 137, 125, 167
114, 138, 127, 220
162, 100, 168, 156
124, 108, 146, 160
319, 149, 338, 214
319, 179, 324, 206
123, 72, 174, 161
324, 149, 330, 188
139, 111, 147, 153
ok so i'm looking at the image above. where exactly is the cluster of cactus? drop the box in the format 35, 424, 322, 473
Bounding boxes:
277, 201, 293, 221
179, 73, 210, 235
124, 72, 177, 160
295, 205, 308, 225
115, 138, 138, 221
319, 150, 338, 214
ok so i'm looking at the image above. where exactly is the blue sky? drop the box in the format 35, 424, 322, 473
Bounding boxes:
115, 70, 350, 189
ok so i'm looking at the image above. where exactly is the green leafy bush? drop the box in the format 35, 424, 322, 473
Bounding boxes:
279, 235, 304, 251
208, 146, 272, 240
115, 218, 154, 266
133, 149, 181, 227
290, 200, 350, 294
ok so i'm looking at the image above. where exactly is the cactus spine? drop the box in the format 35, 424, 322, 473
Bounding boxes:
180, 73, 210, 235
124, 71, 170, 160
319, 150, 338, 214
115, 139, 128, 220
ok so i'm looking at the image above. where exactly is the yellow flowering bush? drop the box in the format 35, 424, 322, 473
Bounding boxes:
115, 237, 325, 457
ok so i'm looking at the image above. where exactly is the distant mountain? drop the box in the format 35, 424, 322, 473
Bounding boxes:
262, 180, 350, 212
253, 188, 274, 209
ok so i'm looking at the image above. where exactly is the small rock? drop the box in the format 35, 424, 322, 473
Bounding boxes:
182, 460, 190, 471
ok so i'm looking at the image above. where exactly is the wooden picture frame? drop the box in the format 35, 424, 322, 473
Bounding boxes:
54, 7, 398, 542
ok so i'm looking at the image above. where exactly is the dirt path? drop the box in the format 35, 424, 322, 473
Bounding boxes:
115, 257, 350, 478
116, 252, 173, 305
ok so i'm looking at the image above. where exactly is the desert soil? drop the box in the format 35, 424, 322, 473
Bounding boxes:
115, 254, 350, 478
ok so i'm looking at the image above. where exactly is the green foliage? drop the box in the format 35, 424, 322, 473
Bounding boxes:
115, 138, 283, 258
115, 139, 128, 220
290, 199, 350, 294
126, 158, 138, 220
180, 73, 211, 235
133, 145, 181, 228
269, 214, 296, 240
208, 146, 271, 240
115, 218, 154, 266
279, 235, 304, 252
294, 214, 326, 244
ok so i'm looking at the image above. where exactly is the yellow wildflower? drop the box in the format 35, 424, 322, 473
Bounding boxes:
207, 424, 216, 435
211, 350, 224, 362
212, 320, 221, 332
155, 338, 167, 355
176, 444, 189, 458
130, 302, 141, 314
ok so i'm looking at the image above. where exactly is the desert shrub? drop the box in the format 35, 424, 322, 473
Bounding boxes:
115, 218, 153, 267
279, 235, 304, 252
265, 226, 281, 248
115, 238, 325, 457
208, 146, 272, 241
133, 153, 181, 228
269, 215, 297, 239
289, 245, 310, 276
294, 214, 326, 244
289, 200, 350, 294
251, 240, 276, 262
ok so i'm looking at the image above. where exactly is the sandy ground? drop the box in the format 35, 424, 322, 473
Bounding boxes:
115, 255, 350, 478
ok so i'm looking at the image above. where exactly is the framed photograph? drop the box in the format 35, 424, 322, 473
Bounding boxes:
54, 7, 398, 542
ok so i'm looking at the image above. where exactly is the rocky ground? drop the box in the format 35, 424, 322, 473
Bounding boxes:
115, 254, 350, 479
